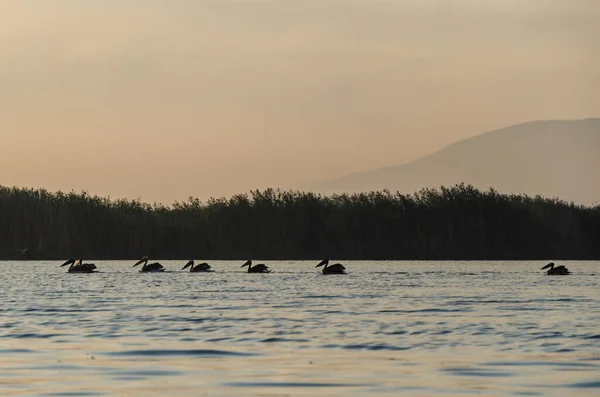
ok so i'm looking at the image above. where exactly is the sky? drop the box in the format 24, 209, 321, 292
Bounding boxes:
1, 0, 599, 203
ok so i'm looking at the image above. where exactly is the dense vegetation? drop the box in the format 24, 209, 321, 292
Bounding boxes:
1, 184, 599, 260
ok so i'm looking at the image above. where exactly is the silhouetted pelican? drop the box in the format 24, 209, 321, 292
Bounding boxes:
541, 262, 571, 275
133, 256, 165, 272
61, 258, 97, 273
182, 260, 213, 272
316, 259, 346, 274
241, 260, 270, 273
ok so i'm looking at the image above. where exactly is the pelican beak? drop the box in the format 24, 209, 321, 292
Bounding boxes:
61, 258, 75, 267
133, 259, 144, 267
541, 263, 553, 270
182, 260, 193, 270
241, 260, 251, 268
316, 259, 327, 268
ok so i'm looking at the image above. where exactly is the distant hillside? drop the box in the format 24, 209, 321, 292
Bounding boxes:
302, 119, 600, 205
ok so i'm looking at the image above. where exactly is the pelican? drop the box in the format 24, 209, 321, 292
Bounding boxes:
133, 256, 165, 272
61, 258, 97, 273
182, 260, 213, 272
316, 259, 346, 274
541, 262, 571, 275
241, 260, 270, 273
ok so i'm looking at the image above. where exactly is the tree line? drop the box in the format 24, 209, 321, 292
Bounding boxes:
1, 183, 599, 260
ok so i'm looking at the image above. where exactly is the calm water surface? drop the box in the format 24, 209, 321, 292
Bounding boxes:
1, 260, 599, 396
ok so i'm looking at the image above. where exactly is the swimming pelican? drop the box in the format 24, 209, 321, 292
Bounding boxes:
541, 262, 571, 275
61, 258, 97, 273
316, 259, 346, 274
133, 256, 165, 272
241, 260, 270, 273
182, 260, 213, 272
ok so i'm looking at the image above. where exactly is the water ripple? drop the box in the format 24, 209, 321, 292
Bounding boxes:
103, 349, 258, 357
1, 260, 599, 396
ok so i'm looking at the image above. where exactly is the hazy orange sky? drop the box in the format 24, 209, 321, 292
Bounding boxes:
2, 0, 599, 203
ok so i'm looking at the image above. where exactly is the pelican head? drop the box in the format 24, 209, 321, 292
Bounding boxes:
316, 259, 329, 268
182, 260, 194, 270
241, 260, 252, 268
541, 262, 555, 270
133, 256, 149, 267
61, 258, 76, 267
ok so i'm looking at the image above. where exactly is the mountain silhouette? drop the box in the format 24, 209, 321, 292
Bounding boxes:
302, 118, 600, 205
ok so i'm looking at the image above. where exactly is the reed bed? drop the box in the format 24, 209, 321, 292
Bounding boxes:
1, 184, 598, 260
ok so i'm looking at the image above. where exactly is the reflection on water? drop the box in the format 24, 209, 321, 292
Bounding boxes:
1, 261, 599, 396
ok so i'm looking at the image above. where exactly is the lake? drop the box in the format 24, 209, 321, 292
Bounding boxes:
1, 260, 599, 396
